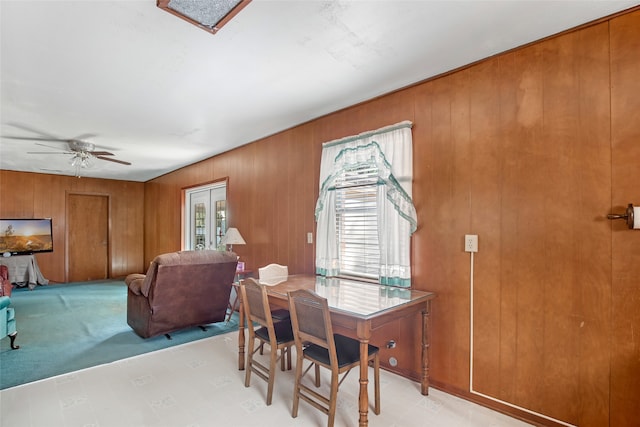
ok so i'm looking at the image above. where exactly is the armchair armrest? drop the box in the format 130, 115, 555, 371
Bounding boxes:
125, 274, 146, 296
0, 296, 10, 310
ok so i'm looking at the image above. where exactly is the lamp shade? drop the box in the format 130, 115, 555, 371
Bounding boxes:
221, 227, 246, 245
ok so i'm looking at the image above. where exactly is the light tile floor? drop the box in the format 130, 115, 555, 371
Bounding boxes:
1, 331, 532, 427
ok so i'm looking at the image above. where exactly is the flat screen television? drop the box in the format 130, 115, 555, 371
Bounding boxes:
0, 218, 54, 255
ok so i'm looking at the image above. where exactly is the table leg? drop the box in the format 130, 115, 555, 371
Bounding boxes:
357, 318, 373, 427
421, 301, 431, 395
358, 338, 369, 427
238, 297, 245, 370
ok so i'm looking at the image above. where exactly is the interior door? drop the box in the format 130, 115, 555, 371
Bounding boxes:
67, 194, 109, 282
185, 183, 226, 250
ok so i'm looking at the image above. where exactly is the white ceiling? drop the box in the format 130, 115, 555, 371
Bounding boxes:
1, 0, 638, 182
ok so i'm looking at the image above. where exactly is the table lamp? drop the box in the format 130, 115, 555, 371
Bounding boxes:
221, 227, 246, 252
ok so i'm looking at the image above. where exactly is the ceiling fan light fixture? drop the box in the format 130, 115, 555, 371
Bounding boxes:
69, 151, 94, 177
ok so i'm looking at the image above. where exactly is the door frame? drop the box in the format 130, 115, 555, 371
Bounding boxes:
65, 191, 111, 282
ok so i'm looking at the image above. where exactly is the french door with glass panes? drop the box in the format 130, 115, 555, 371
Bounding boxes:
184, 182, 227, 251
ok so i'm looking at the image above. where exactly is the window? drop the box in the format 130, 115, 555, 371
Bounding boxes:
315, 121, 416, 287
335, 164, 380, 279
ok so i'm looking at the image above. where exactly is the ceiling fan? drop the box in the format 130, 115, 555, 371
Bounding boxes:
5, 134, 131, 177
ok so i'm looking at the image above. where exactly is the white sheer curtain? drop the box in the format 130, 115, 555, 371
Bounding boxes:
315, 121, 416, 287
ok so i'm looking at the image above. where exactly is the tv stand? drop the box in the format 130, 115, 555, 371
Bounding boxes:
0, 254, 49, 290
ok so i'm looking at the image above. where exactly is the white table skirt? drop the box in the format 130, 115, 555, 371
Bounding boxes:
0, 254, 49, 290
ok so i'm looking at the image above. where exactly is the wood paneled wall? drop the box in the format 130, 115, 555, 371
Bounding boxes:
0, 170, 144, 282
415, 20, 615, 425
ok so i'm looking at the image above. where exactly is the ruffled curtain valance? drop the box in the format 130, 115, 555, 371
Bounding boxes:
315, 121, 416, 287
315, 140, 417, 233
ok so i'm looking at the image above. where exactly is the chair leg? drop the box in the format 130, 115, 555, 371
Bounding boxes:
9, 331, 19, 350
245, 339, 254, 388
327, 370, 339, 427
280, 345, 292, 371
266, 344, 278, 405
314, 364, 321, 387
292, 353, 304, 418
280, 346, 286, 371
373, 354, 380, 415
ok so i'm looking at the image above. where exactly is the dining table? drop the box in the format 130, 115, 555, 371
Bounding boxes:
236, 274, 436, 427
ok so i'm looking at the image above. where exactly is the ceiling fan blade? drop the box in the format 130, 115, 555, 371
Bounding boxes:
35, 142, 68, 150
6, 123, 62, 139
97, 156, 131, 165
28, 151, 73, 154
3, 136, 68, 142
72, 133, 98, 141
91, 151, 114, 156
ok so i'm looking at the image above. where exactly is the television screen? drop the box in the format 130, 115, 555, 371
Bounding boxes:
0, 218, 54, 255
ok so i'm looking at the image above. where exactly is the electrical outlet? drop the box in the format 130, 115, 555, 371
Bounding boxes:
465, 234, 478, 252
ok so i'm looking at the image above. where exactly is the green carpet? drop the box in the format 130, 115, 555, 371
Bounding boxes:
0, 280, 239, 389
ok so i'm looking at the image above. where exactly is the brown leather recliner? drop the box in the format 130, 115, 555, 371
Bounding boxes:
125, 250, 238, 339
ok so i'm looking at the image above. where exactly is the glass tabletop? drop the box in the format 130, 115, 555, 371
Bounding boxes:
262, 275, 435, 318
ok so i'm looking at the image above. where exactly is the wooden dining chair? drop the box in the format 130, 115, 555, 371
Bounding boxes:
287, 289, 380, 427
240, 278, 295, 405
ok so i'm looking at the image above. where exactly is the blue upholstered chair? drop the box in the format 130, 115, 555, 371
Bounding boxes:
1, 296, 19, 349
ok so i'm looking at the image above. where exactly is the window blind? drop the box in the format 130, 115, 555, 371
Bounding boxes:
334, 165, 380, 280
